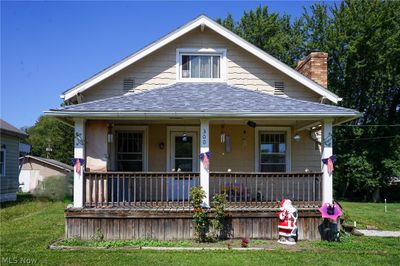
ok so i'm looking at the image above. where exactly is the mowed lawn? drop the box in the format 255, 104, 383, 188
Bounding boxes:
1, 199, 399, 266
341, 202, 400, 230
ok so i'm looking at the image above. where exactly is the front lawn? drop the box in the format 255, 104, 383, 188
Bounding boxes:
1, 198, 399, 265
340, 202, 400, 230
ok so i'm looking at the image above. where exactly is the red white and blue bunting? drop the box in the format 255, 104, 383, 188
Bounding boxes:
72, 158, 85, 174
322, 155, 336, 174
199, 151, 212, 170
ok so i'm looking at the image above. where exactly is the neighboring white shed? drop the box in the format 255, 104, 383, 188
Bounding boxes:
19, 155, 73, 193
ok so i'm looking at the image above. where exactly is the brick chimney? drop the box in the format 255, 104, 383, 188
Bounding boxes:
296, 52, 328, 88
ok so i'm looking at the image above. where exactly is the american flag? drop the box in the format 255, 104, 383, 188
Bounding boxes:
327, 158, 334, 174
202, 153, 209, 170
75, 159, 81, 174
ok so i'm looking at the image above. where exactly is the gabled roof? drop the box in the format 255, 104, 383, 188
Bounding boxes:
0, 119, 28, 139
20, 155, 73, 172
50, 83, 360, 121
62, 15, 341, 103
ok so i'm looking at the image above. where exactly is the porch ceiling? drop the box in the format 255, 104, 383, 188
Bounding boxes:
47, 83, 361, 123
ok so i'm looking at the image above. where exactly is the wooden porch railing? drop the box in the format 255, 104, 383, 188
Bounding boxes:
84, 171, 322, 208
210, 172, 322, 207
84, 172, 200, 208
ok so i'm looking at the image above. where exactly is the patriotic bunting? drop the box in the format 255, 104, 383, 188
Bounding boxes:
72, 158, 85, 174
199, 151, 212, 170
322, 155, 336, 174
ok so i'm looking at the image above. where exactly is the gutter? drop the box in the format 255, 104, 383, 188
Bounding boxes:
44, 110, 362, 119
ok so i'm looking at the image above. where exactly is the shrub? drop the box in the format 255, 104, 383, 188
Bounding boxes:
189, 186, 207, 242
210, 193, 227, 240
32, 175, 71, 201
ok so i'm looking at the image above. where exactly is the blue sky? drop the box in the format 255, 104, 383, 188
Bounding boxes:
1, 1, 334, 129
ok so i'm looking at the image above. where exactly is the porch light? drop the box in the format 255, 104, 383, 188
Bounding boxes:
107, 123, 114, 143
182, 133, 187, 142
159, 142, 165, 150
107, 133, 113, 143
293, 133, 301, 142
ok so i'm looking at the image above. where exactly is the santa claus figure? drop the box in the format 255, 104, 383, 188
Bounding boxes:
277, 198, 298, 245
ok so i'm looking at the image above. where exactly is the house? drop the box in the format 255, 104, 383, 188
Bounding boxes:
0, 119, 28, 202
45, 15, 360, 240
19, 155, 73, 193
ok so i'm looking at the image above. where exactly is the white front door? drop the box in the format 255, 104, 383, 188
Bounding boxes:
170, 131, 199, 172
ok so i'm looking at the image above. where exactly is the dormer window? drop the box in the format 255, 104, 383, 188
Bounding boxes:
177, 48, 226, 81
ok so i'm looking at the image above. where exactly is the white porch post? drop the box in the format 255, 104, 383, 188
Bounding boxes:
321, 119, 333, 204
73, 119, 86, 208
200, 119, 210, 207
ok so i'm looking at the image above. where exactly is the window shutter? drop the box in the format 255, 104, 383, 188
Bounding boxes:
274, 81, 285, 95
123, 78, 135, 92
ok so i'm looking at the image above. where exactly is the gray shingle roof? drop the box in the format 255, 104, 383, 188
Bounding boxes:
21, 155, 73, 172
0, 119, 28, 138
55, 83, 359, 116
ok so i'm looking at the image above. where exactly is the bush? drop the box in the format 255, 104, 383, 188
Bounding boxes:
32, 175, 71, 201
210, 193, 227, 240
189, 186, 207, 242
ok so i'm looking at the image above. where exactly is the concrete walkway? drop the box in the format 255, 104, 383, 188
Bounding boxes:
358, 230, 400, 237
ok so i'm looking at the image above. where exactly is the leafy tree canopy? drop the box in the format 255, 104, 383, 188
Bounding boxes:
217, 0, 400, 200
25, 116, 73, 165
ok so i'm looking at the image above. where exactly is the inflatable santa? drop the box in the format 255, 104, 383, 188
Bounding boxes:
277, 198, 298, 245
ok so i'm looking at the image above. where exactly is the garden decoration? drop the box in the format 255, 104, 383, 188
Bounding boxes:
321, 155, 336, 174
277, 198, 298, 245
319, 202, 343, 221
72, 158, 85, 174
199, 151, 212, 170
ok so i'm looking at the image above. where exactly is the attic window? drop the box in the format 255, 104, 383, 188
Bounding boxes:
177, 48, 226, 81
123, 78, 135, 91
274, 81, 285, 95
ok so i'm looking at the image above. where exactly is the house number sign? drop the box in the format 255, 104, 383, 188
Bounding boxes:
202, 128, 208, 146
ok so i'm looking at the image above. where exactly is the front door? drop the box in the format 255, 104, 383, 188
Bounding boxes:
170, 131, 198, 172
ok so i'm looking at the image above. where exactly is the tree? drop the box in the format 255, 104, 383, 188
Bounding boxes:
217, 0, 400, 200
26, 116, 74, 165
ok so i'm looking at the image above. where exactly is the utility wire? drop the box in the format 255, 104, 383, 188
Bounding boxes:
335, 136, 399, 142
336, 124, 400, 127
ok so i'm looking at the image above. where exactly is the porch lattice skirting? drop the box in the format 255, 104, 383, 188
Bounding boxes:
65, 209, 322, 241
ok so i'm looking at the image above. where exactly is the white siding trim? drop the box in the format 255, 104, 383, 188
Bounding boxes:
61, 15, 340, 103
254, 127, 292, 172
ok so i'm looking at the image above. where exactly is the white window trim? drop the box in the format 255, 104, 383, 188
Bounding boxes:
166, 126, 200, 172
111, 126, 148, 171
0, 149, 5, 177
254, 127, 291, 172
176, 48, 227, 82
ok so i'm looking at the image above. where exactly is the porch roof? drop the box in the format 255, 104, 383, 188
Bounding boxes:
48, 83, 361, 121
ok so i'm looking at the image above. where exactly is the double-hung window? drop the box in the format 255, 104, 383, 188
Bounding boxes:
177, 49, 226, 81
0, 149, 5, 176
116, 131, 144, 171
259, 132, 287, 172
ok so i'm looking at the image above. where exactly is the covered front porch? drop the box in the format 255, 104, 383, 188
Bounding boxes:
73, 117, 333, 210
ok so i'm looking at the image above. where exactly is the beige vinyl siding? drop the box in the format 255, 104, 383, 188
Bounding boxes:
291, 130, 322, 172
85, 121, 322, 173
82, 28, 320, 102
209, 124, 255, 172
0, 134, 20, 199
148, 124, 167, 171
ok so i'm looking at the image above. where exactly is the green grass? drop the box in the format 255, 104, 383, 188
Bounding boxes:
1, 199, 399, 265
341, 202, 400, 230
